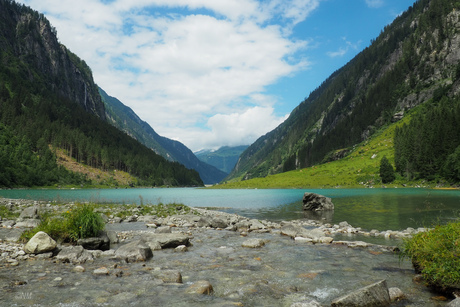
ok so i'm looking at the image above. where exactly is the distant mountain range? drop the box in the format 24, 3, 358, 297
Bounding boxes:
100, 88, 228, 184
195, 146, 248, 175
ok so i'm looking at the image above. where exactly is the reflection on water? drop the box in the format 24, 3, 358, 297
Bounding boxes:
0, 188, 459, 231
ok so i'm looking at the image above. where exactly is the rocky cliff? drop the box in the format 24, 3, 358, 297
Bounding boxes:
0, 0, 105, 119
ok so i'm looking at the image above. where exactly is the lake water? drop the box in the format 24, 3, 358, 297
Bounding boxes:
1, 188, 459, 231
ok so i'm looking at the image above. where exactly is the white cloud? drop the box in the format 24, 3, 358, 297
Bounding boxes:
327, 37, 362, 58
18, 0, 316, 151
365, 0, 384, 8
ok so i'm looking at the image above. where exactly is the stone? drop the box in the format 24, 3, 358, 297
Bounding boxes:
56, 246, 94, 263
175, 245, 188, 252
73, 265, 85, 273
115, 239, 153, 262
331, 280, 390, 306
242, 238, 265, 248
14, 219, 40, 228
157, 270, 183, 283
210, 218, 227, 229
294, 237, 313, 243
319, 236, 334, 244
24, 231, 57, 254
106, 230, 119, 244
388, 287, 405, 302
302, 192, 334, 211
93, 267, 109, 276
448, 298, 460, 307
77, 231, 110, 251
19, 206, 39, 219
144, 233, 190, 249
281, 224, 307, 238
249, 219, 265, 230
186, 280, 213, 295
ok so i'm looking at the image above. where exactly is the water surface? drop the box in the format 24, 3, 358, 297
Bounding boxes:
1, 188, 459, 231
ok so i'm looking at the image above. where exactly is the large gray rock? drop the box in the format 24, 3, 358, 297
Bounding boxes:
115, 239, 153, 262
19, 206, 39, 220
280, 224, 308, 238
331, 280, 390, 306
302, 192, 334, 211
56, 245, 94, 263
14, 219, 41, 228
24, 231, 57, 254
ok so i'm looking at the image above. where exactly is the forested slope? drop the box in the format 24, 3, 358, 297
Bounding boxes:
101, 88, 227, 184
0, 0, 203, 187
227, 0, 460, 184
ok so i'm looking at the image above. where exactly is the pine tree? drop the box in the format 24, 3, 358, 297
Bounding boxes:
380, 156, 396, 183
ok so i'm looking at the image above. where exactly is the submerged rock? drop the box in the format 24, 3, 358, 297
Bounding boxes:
186, 280, 213, 295
242, 238, 265, 248
331, 279, 390, 306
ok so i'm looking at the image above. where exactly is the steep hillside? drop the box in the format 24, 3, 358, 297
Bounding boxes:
0, 0, 203, 187
196, 146, 248, 174
227, 0, 460, 182
100, 88, 227, 184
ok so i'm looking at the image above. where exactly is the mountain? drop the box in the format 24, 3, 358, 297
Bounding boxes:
100, 88, 227, 184
195, 146, 248, 174
0, 0, 203, 187
227, 0, 460, 182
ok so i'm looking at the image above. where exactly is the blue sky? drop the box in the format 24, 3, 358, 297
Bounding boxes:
18, 0, 415, 151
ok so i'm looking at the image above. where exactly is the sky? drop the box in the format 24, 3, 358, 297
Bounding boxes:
17, 0, 415, 152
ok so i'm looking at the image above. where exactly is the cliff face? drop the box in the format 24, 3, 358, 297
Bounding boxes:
0, 0, 105, 119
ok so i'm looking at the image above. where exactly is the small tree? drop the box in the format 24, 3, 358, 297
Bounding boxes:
380, 156, 395, 183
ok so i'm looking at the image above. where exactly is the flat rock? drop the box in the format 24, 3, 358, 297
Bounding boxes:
93, 267, 109, 276
331, 280, 390, 306
156, 270, 183, 283
56, 246, 94, 264
144, 233, 190, 249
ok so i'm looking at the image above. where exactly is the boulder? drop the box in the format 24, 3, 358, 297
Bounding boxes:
115, 239, 153, 262
388, 287, 405, 302
24, 231, 57, 254
77, 231, 110, 250
14, 219, 40, 228
448, 298, 460, 307
331, 280, 390, 306
302, 192, 334, 211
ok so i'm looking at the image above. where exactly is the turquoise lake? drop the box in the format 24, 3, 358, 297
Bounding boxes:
1, 188, 459, 231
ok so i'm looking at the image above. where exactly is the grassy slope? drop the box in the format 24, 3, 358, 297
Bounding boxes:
215, 114, 422, 189
54, 148, 137, 188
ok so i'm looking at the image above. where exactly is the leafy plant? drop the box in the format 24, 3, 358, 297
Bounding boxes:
400, 222, 460, 290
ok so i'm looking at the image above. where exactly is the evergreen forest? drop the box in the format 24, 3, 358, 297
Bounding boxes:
0, 0, 203, 188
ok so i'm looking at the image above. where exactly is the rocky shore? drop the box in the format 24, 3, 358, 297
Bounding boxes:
0, 198, 455, 306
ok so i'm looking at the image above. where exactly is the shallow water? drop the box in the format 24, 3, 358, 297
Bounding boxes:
0, 225, 449, 306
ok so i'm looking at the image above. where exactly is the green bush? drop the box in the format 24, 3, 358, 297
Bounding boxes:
21, 203, 104, 243
400, 222, 460, 290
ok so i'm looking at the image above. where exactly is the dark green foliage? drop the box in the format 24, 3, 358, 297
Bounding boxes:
379, 156, 395, 183
0, 0, 203, 188
394, 97, 460, 182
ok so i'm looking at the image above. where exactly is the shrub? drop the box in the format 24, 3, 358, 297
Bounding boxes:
400, 222, 460, 291
66, 204, 105, 241
21, 203, 104, 243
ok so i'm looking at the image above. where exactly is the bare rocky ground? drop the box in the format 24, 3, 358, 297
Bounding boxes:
0, 198, 453, 306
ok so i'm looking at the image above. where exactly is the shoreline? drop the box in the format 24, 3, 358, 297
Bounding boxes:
0, 198, 448, 306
